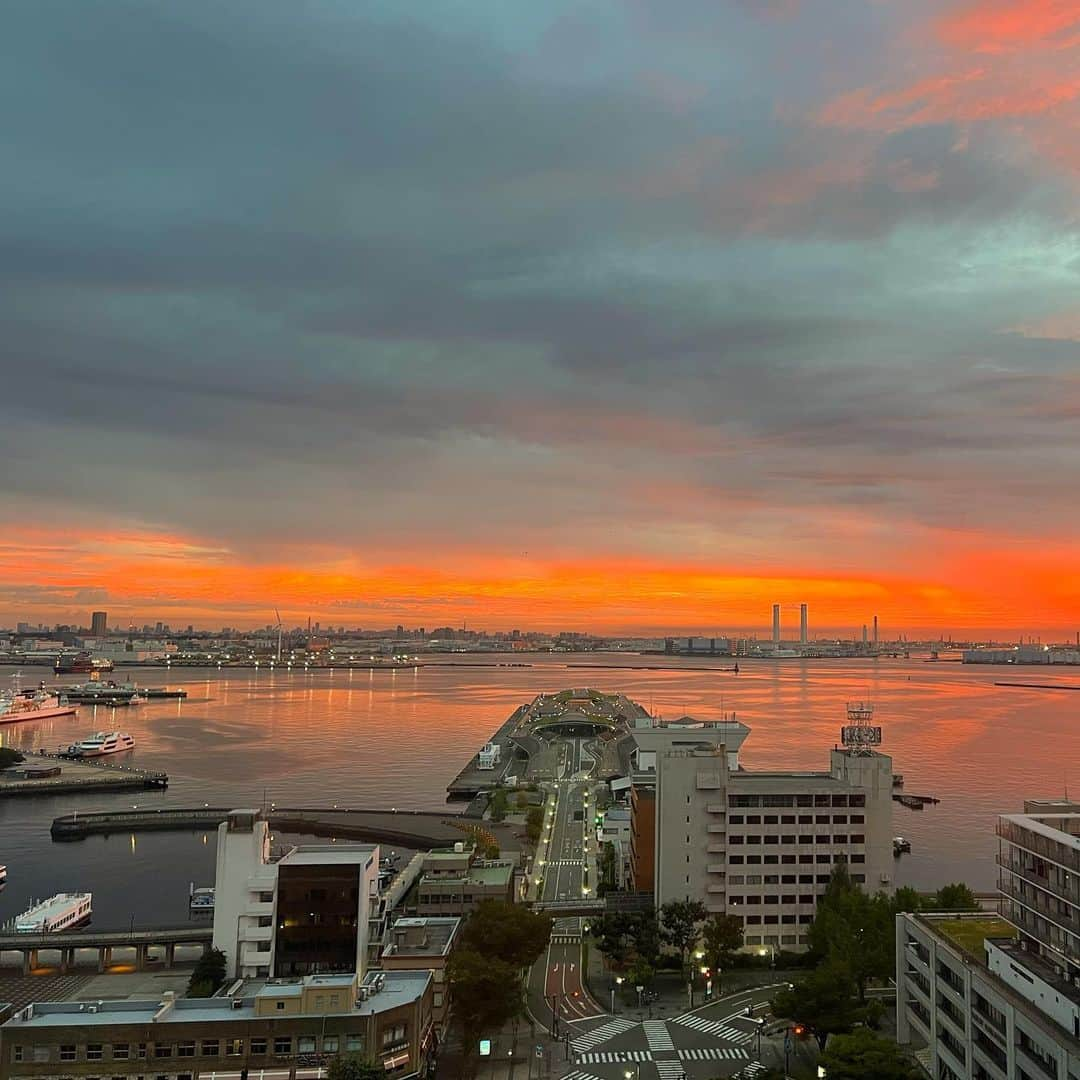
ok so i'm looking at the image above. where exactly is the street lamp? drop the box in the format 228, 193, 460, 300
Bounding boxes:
611, 975, 623, 1013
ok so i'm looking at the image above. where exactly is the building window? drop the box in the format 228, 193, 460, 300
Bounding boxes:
799, 894, 814, 904
781, 874, 795, 884
32, 1047, 50, 1063
798, 815, 812, 824
323, 1037, 339, 1055
746, 916, 761, 925
112, 1045, 130, 1060
346, 1036, 364, 1053
11, 1047, 23, 1063
226, 1039, 244, 1057
833, 815, 847, 824
729, 815, 744, 825
137, 1044, 148, 1059
746, 855, 761, 864
763, 855, 779, 864
276, 1000, 286, 1011
815, 835, 830, 844
382, 1025, 407, 1048
763, 815, 778, 825
850, 834, 865, 843
781, 815, 795, 824
746, 815, 761, 824
781, 855, 795, 864
177, 1043, 195, 1058
850, 814, 864, 824
274, 1037, 292, 1056
729, 855, 744, 864
298, 1037, 317, 1054
61, 1046, 78, 1062
201, 1041, 219, 1057
87, 1044, 104, 1061
798, 854, 813, 864
816, 855, 831, 864
258, 891, 275, 902
251, 1039, 268, 1056
154, 1044, 172, 1058
834, 835, 848, 844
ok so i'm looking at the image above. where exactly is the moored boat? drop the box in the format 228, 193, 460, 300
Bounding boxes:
13, 892, 92, 932
0, 689, 78, 725
63, 731, 135, 758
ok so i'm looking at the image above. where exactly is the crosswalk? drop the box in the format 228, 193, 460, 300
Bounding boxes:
551, 935, 580, 944
577, 1050, 651, 1064
561, 1071, 603, 1080
570, 1016, 636, 1053
677, 1047, 750, 1061
642, 1021, 675, 1052
736, 1064, 769, 1079
672, 1012, 756, 1044
653, 1060, 685, 1080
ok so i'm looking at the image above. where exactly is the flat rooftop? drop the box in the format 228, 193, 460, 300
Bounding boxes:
2, 972, 421, 1029
925, 915, 1016, 960
279, 844, 377, 867
383, 917, 459, 959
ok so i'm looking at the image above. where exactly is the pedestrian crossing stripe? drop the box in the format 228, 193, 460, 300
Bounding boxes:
736, 1065, 768, 1079
653, 1061, 685, 1080
642, 1020, 676, 1052
672, 1013, 755, 1044
676, 1048, 751, 1061
551, 935, 581, 944
561, 1071, 604, 1080
569, 1016, 636, 1052
576, 1051, 652, 1064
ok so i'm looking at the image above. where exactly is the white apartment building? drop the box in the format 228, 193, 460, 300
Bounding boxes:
212, 809, 379, 980
896, 800, 1080, 1080
634, 714, 893, 951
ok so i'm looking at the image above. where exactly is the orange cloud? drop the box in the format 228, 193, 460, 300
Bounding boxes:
936, 0, 1080, 53
2, 524, 1078, 636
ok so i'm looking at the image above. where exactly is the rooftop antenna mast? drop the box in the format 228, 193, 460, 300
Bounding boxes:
274, 609, 283, 664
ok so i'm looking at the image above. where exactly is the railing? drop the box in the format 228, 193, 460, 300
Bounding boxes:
999, 879, 1080, 935
998, 823, 1080, 874
998, 857, 1080, 909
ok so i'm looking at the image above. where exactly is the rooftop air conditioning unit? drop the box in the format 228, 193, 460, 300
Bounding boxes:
87, 1006, 98, 1014
359, 987, 370, 1001
231, 999, 244, 1010
880, 873, 890, 884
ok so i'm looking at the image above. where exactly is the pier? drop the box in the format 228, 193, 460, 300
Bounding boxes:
447, 690, 642, 797
0, 926, 212, 975
0, 752, 167, 798
51, 806, 472, 848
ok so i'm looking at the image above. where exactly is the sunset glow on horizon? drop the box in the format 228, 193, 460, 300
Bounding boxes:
4, 1, 1079, 637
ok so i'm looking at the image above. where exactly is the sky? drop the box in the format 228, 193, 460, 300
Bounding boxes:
2, 0, 1079, 637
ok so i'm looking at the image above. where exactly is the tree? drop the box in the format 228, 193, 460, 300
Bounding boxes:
460, 901, 551, 970
770, 958, 862, 1049
807, 866, 893, 1000
515, 791, 529, 810
0, 747, 25, 769
659, 899, 707, 974
819, 1028, 923, 1080
326, 1056, 383, 1080
891, 886, 922, 914
627, 956, 655, 991
525, 806, 544, 843
448, 950, 523, 1078
488, 789, 508, 822
187, 947, 227, 997
934, 882, 979, 911
700, 914, 743, 991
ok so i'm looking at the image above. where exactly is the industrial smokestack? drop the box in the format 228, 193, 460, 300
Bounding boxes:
772, 604, 781, 644
799, 603, 808, 645
873, 615, 879, 647
862, 624, 868, 645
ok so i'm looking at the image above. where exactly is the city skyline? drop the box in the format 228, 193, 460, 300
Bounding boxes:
4, 3, 1079, 636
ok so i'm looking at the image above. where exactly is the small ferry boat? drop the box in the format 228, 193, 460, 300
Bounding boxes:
14, 892, 92, 932
57, 682, 141, 705
0, 864, 7, 886
0, 689, 78, 725
63, 731, 135, 758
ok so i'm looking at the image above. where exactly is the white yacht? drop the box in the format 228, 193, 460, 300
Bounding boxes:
0, 864, 7, 886
64, 731, 135, 758
14, 892, 92, 932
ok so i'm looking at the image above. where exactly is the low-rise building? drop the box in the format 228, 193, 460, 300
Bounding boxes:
413, 847, 513, 915
0, 970, 435, 1080
379, 918, 459, 1032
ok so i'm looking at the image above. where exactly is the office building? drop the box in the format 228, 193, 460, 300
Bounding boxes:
896, 800, 1080, 1079
90, 612, 107, 638
211, 810, 379, 979
0, 970, 435, 1080
629, 712, 893, 950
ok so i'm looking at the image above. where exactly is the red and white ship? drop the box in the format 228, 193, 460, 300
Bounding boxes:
0, 689, 78, 725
